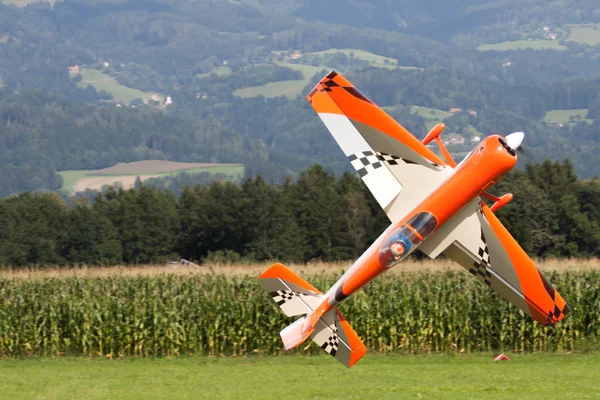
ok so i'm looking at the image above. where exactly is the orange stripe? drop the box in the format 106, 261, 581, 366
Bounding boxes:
405, 224, 423, 241
311, 72, 447, 166
259, 263, 323, 294
480, 205, 556, 324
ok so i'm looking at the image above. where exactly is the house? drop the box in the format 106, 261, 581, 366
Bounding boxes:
471, 136, 481, 143
450, 108, 462, 114
68, 65, 80, 74
502, 61, 512, 67
289, 52, 302, 60
449, 137, 465, 145
165, 96, 173, 105
468, 110, 478, 117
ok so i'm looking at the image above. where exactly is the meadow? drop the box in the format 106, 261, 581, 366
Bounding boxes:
2, 354, 599, 399
477, 40, 568, 51
58, 160, 244, 193
544, 109, 593, 125
233, 48, 420, 99
233, 62, 326, 99
567, 24, 600, 46
75, 68, 159, 105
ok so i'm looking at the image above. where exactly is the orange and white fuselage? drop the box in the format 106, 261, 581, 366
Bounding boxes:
259, 71, 569, 368
301, 135, 519, 336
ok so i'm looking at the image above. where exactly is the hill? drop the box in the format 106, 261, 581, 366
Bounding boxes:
2, 0, 600, 195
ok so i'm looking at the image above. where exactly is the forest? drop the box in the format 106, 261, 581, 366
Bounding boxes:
0, 160, 597, 267
3, 0, 600, 196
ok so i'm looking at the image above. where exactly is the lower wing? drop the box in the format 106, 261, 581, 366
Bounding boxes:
421, 199, 570, 325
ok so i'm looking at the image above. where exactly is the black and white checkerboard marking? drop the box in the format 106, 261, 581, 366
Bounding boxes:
347, 151, 441, 178
269, 290, 298, 306
376, 152, 403, 165
469, 230, 492, 287
321, 329, 339, 357
348, 151, 383, 178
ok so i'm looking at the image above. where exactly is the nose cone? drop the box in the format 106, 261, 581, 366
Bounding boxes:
505, 132, 525, 151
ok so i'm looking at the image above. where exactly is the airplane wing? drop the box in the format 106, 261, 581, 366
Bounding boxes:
420, 199, 570, 326
307, 71, 454, 223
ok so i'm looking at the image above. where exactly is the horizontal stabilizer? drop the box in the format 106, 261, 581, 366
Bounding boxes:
310, 308, 367, 368
260, 263, 367, 367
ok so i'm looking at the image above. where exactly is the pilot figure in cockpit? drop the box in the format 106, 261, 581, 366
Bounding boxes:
390, 241, 407, 259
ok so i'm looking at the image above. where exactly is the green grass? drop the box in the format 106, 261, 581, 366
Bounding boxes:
568, 24, 600, 46
477, 40, 567, 51
57, 170, 90, 194
196, 66, 232, 79
233, 62, 325, 99
307, 48, 421, 71
233, 47, 421, 99
544, 109, 593, 125
76, 68, 157, 104
58, 165, 244, 193
410, 105, 453, 120
1, 354, 599, 399
309, 48, 397, 67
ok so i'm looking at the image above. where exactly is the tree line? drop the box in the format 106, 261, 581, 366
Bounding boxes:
0, 160, 597, 267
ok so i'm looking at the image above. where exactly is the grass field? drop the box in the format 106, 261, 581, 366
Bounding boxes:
58, 161, 244, 193
567, 24, 600, 46
75, 68, 158, 104
410, 105, 453, 120
233, 62, 325, 99
0, 35, 8, 44
543, 109, 592, 125
196, 66, 232, 79
477, 40, 568, 51
233, 47, 420, 99
1, 354, 599, 399
308, 48, 396, 68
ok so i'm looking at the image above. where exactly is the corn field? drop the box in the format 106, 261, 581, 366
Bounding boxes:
0, 270, 598, 358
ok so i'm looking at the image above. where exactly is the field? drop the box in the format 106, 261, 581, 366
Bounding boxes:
543, 109, 593, 125
74, 68, 159, 105
233, 62, 326, 99
1, 260, 599, 398
410, 105, 453, 121
58, 160, 244, 193
477, 40, 568, 51
1, 354, 599, 400
567, 24, 600, 46
0, 35, 8, 44
233, 48, 420, 99
196, 66, 232, 79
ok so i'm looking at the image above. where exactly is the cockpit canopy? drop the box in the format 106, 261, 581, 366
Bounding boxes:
378, 212, 438, 268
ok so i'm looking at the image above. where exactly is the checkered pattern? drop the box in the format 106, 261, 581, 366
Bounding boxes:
348, 151, 383, 178
307, 71, 375, 105
546, 303, 570, 325
269, 290, 298, 306
376, 152, 402, 165
321, 330, 339, 357
469, 230, 492, 287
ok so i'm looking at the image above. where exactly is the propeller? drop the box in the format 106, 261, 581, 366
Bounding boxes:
505, 132, 524, 151
504, 131, 535, 163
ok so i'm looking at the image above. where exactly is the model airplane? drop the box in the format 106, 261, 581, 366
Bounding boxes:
259, 71, 570, 368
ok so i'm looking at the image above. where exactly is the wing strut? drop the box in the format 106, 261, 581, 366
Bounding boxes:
422, 123, 456, 167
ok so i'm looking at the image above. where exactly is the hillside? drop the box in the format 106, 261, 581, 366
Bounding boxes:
1, 0, 600, 195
